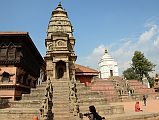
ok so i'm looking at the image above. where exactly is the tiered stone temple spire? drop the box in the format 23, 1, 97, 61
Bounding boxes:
44, 2, 79, 120
46, 2, 75, 50
99, 49, 119, 78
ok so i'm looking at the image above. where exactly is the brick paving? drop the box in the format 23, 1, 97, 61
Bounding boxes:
110, 99, 159, 113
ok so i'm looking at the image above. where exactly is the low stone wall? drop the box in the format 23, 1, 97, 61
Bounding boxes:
98, 105, 124, 116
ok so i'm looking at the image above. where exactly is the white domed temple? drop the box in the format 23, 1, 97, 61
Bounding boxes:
99, 49, 119, 78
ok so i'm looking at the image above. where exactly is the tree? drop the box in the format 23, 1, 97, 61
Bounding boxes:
123, 68, 139, 80
131, 51, 155, 83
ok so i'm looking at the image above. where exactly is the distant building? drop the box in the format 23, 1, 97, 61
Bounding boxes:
98, 49, 119, 78
0, 32, 44, 100
75, 64, 99, 86
154, 74, 159, 92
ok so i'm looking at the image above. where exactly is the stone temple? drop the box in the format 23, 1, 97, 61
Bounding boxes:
44, 2, 79, 119
99, 49, 119, 79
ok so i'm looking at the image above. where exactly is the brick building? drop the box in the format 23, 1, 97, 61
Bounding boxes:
0, 32, 44, 100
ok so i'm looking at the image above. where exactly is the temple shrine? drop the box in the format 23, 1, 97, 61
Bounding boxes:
99, 49, 119, 79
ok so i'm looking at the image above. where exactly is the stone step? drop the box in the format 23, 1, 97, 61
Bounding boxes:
52, 81, 70, 86
76, 83, 86, 88
79, 104, 124, 115
53, 92, 70, 96
53, 95, 70, 100
53, 91, 70, 95
53, 97, 70, 102
53, 102, 71, 108
78, 100, 107, 106
9, 100, 41, 108
76, 87, 89, 91
0, 108, 40, 120
53, 86, 70, 91
0, 107, 39, 113
77, 91, 101, 96
22, 95, 45, 100
53, 111, 70, 116
37, 82, 47, 87
53, 100, 70, 104
78, 96, 107, 101
53, 114, 70, 120
53, 106, 70, 112
53, 116, 70, 120
79, 105, 112, 113
31, 89, 46, 93
22, 92, 45, 97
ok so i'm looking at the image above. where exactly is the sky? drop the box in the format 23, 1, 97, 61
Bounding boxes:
0, 0, 159, 75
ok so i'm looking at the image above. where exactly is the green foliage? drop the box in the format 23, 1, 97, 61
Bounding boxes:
123, 68, 139, 80
131, 51, 155, 82
123, 51, 155, 85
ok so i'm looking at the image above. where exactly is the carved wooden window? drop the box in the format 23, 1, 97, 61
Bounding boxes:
16, 48, 21, 60
0, 48, 7, 60
1, 72, 10, 82
8, 47, 16, 60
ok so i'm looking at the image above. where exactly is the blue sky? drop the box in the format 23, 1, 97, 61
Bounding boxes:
1, 0, 159, 75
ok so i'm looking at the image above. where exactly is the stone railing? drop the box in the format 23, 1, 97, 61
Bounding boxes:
40, 78, 53, 120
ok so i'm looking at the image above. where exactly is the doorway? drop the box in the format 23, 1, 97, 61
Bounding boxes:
56, 60, 66, 79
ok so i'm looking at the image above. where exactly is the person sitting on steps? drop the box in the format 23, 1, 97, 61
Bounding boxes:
84, 105, 105, 120
135, 101, 143, 112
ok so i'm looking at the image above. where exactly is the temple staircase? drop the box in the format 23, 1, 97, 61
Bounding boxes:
52, 79, 73, 120
76, 80, 124, 116
91, 78, 119, 102
0, 81, 47, 120
128, 80, 158, 100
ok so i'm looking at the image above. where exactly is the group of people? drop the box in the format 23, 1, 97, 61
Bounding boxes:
83, 95, 147, 120
135, 95, 147, 112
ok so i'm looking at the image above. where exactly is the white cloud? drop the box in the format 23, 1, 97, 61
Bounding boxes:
77, 23, 159, 75
76, 44, 105, 69
91, 44, 105, 56
138, 24, 158, 44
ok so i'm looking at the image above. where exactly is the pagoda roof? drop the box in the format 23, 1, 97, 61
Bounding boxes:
75, 64, 99, 76
0, 32, 44, 65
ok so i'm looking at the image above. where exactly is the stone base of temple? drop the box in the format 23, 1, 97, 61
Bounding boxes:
0, 78, 159, 120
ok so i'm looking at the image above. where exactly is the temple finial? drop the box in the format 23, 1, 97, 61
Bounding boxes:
105, 48, 108, 53
58, 2, 62, 7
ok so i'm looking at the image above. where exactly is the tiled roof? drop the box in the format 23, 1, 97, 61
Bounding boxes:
75, 64, 99, 76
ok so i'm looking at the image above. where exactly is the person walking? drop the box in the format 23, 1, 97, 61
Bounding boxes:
143, 95, 147, 106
